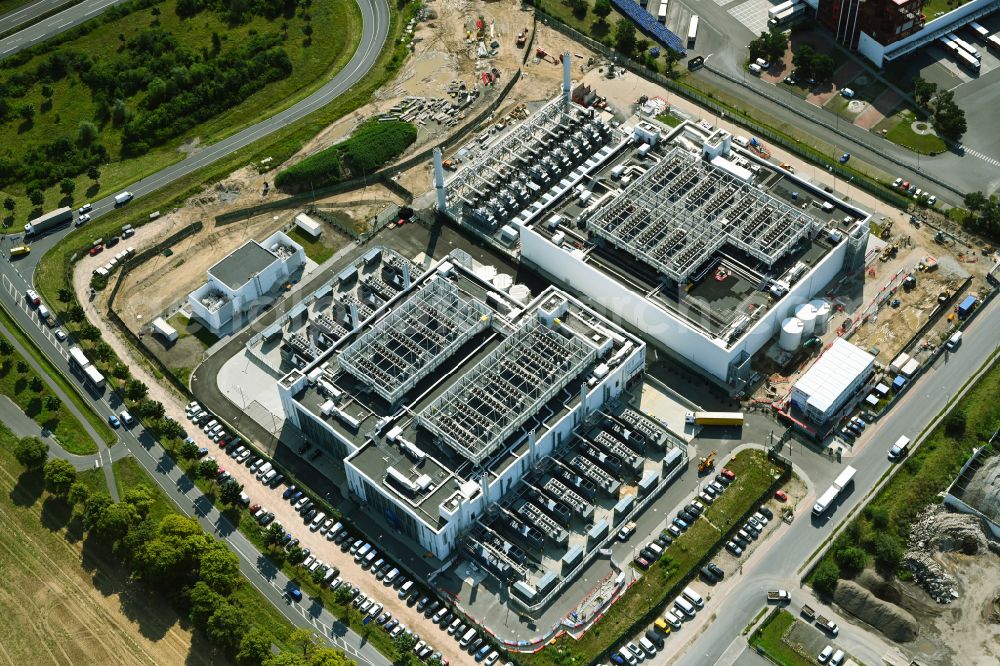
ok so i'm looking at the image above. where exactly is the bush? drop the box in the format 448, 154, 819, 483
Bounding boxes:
813, 560, 840, 596
274, 120, 416, 191
833, 546, 867, 575
872, 533, 903, 572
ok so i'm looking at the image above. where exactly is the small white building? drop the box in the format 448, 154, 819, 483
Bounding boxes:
150, 316, 178, 342
188, 231, 304, 335
294, 213, 322, 239
791, 338, 875, 424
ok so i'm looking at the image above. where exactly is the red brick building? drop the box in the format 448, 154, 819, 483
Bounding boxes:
818, 0, 925, 49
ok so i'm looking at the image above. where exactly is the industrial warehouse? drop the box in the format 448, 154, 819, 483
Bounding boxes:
434, 78, 871, 389
276, 251, 688, 606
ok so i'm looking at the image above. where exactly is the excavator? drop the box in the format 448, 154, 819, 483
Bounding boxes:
698, 450, 716, 474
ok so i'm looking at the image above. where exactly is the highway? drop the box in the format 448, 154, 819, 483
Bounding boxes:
0, 0, 129, 58
0, 0, 392, 660
662, 292, 1000, 666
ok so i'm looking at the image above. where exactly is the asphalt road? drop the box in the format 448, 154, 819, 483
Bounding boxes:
665, 292, 1000, 666
0, 0, 129, 58
0, 0, 393, 659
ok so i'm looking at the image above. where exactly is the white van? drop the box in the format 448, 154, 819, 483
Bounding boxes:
355, 543, 372, 561
256, 462, 273, 478
748, 63, 762, 75
460, 628, 477, 647
946, 331, 962, 350
682, 586, 704, 608
310, 512, 327, 530
674, 596, 696, 617
398, 580, 414, 598
639, 636, 657, 655
119, 409, 136, 427
647, 542, 664, 557
888, 435, 910, 461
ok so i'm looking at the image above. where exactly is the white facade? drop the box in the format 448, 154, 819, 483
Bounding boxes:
791, 338, 875, 423
188, 231, 304, 334
518, 222, 849, 384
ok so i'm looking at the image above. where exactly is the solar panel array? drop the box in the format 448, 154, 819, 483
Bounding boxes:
610, 0, 687, 55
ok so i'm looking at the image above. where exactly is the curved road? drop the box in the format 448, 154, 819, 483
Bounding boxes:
0, 0, 131, 58
0, 0, 392, 661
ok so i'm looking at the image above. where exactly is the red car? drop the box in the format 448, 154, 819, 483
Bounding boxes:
633, 555, 651, 570
89, 244, 103, 256
721, 468, 735, 481
774, 489, 788, 502
249, 504, 260, 514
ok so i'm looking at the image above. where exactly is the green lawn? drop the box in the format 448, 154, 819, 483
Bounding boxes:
657, 113, 683, 128
75, 466, 109, 495
166, 312, 217, 348
0, 303, 115, 448
922, 0, 970, 19
876, 108, 947, 155
750, 610, 813, 666
522, 449, 786, 666
538, 1, 620, 45
0, 0, 359, 228
810, 351, 1000, 591
0, 0, 34, 14
287, 224, 338, 264
0, 328, 102, 455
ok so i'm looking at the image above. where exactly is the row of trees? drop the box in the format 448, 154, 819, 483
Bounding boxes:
791, 44, 836, 83
813, 504, 903, 596
962, 191, 1000, 241
12, 436, 351, 665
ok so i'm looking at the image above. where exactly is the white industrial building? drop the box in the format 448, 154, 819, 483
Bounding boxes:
277, 252, 646, 560
188, 231, 304, 335
790, 338, 875, 424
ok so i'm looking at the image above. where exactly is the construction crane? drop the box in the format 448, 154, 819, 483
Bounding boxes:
698, 450, 717, 474
535, 47, 558, 64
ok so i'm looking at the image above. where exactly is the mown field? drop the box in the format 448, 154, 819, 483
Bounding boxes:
0, 424, 221, 666
0, 0, 359, 226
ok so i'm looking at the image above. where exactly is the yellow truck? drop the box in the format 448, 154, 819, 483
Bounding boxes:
685, 411, 744, 426
10, 245, 30, 257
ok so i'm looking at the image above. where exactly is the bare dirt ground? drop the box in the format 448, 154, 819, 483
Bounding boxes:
0, 464, 216, 666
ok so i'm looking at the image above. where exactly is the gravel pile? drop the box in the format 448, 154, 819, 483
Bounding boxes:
834, 580, 919, 642
903, 505, 995, 603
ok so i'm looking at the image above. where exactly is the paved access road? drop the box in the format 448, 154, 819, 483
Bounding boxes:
661, 293, 1000, 666
0, 0, 129, 58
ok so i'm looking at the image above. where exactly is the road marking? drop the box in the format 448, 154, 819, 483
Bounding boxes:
959, 144, 1000, 167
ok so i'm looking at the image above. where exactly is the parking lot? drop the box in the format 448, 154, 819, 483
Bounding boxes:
183, 402, 483, 666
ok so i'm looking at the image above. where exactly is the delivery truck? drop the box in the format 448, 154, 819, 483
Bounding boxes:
24, 207, 73, 235
685, 411, 745, 426
114, 191, 134, 206
812, 466, 856, 517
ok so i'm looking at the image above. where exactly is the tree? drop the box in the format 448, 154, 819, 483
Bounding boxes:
748, 31, 787, 64
158, 418, 186, 440
872, 533, 902, 571
207, 603, 249, 653
87, 165, 101, 181
28, 189, 44, 206
3, 197, 13, 212
943, 405, 967, 437
0, 338, 12, 355
199, 542, 241, 594
933, 90, 966, 141
124, 379, 148, 400
189, 581, 226, 628
19, 103, 35, 122
95, 501, 140, 541
14, 436, 49, 469
792, 44, 816, 81
198, 458, 220, 480
567, 0, 587, 19
614, 18, 636, 56
289, 629, 317, 657
236, 628, 273, 666
810, 53, 835, 82
220, 479, 244, 506
180, 439, 201, 459
812, 559, 839, 596
307, 648, 352, 666
393, 632, 417, 656
211, 32, 222, 55
124, 485, 156, 518
44, 395, 62, 411
834, 546, 867, 574
287, 546, 306, 565
41, 84, 53, 99
68, 481, 91, 508
912, 76, 937, 108
57, 287, 72, 302
30, 376, 44, 392
867, 506, 889, 530
264, 654, 308, 666
43, 458, 77, 497
138, 398, 165, 420
593, 0, 611, 23
264, 522, 286, 549
77, 121, 99, 146
333, 583, 353, 605
82, 491, 113, 530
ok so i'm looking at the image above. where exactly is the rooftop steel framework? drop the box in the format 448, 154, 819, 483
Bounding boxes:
338, 278, 492, 404
588, 146, 813, 282
417, 317, 597, 465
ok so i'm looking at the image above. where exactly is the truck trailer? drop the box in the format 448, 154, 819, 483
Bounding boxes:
24, 207, 73, 235
812, 466, 856, 517
685, 411, 745, 426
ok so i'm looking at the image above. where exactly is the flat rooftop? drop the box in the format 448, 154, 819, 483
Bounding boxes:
210, 241, 278, 290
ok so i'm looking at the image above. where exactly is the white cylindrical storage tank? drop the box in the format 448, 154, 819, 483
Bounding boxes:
810, 299, 831, 333
793, 303, 817, 337
474, 264, 497, 283
492, 273, 513, 292
509, 284, 531, 304
779, 317, 804, 351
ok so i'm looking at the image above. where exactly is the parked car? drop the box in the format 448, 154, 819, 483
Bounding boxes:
839, 152, 850, 164
759, 506, 774, 520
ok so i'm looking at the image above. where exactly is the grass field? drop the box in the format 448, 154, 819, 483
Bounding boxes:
286, 224, 340, 264
0, 424, 219, 665
0, 303, 115, 447
0, 0, 360, 223
810, 352, 1000, 589
0, 327, 100, 454
750, 610, 813, 666
522, 449, 785, 666
878, 109, 948, 155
